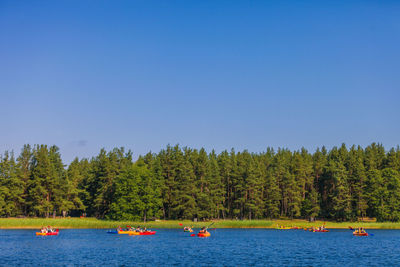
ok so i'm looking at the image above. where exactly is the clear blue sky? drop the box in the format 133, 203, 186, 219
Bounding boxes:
1, 0, 399, 163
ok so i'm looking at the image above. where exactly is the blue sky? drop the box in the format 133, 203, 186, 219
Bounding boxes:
1, 0, 399, 163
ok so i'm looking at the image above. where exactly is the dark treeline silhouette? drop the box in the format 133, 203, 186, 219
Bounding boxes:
0, 143, 399, 222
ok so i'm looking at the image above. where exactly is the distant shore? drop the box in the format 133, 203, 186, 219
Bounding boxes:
1, 218, 400, 229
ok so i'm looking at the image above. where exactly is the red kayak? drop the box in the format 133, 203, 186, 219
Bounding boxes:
129, 231, 156, 236
36, 229, 59, 236
309, 228, 329, 232
353, 231, 368, 236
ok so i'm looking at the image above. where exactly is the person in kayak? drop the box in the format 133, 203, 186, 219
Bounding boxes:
199, 227, 208, 234
135, 226, 142, 232
357, 227, 365, 234
40, 227, 47, 233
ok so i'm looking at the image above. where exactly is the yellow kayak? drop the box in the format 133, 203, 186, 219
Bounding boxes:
118, 230, 134, 234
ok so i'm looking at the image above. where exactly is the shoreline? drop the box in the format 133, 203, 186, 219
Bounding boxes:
1, 218, 400, 229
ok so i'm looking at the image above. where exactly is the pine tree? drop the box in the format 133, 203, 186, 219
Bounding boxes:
261, 148, 280, 218
170, 147, 197, 219
245, 155, 264, 219
108, 163, 141, 220
382, 168, 400, 221
16, 144, 32, 215
385, 147, 400, 172
207, 150, 225, 219
217, 150, 234, 219
0, 151, 23, 216
191, 148, 210, 219
157, 145, 178, 219
28, 145, 62, 217
366, 169, 388, 221
322, 147, 351, 221
346, 146, 368, 220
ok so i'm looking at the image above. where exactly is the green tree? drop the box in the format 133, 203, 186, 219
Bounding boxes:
0, 151, 24, 216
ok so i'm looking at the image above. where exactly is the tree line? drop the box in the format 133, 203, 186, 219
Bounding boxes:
0, 143, 399, 222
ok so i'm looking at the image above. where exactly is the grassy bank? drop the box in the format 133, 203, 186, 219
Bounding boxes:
1, 218, 400, 229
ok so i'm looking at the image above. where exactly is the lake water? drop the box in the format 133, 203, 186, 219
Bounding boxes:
0, 229, 399, 266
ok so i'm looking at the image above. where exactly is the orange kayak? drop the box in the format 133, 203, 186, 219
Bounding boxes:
36, 229, 59, 236
197, 232, 211, 237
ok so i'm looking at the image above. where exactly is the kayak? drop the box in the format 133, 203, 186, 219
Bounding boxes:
275, 227, 291, 230
313, 229, 329, 232
197, 232, 211, 237
184, 229, 193, 232
353, 231, 368, 236
36, 229, 59, 236
118, 230, 134, 234
129, 231, 156, 236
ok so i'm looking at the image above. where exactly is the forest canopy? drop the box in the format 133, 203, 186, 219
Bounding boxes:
0, 143, 399, 222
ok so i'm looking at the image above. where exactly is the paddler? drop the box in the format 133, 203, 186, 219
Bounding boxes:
199, 226, 208, 234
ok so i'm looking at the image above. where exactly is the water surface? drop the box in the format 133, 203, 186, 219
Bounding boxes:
0, 229, 398, 266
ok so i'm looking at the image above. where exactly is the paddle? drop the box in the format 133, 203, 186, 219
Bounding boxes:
206, 222, 215, 229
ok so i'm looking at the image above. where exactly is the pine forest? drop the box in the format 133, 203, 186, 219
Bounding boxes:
0, 143, 399, 222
